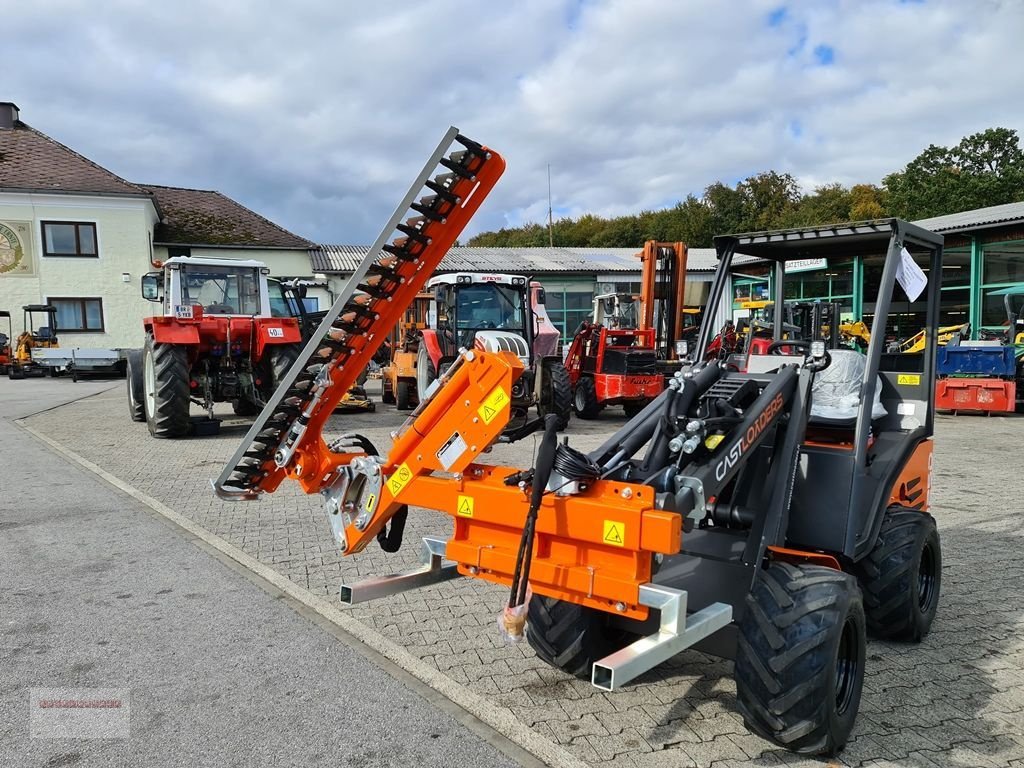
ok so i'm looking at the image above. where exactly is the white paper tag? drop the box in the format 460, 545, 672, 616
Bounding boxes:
897, 402, 916, 416
436, 431, 468, 471
896, 247, 927, 302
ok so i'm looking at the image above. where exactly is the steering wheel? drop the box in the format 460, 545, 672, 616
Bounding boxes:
479, 320, 497, 330
766, 339, 831, 371
205, 303, 235, 314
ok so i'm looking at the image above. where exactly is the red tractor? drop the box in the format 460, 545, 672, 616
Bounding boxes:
0, 310, 11, 375
415, 272, 571, 436
127, 256, 303, 438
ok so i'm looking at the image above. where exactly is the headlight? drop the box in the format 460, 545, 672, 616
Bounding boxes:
675, 340, 689, 357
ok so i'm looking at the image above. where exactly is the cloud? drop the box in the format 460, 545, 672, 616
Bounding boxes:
3, 0, 1023, 243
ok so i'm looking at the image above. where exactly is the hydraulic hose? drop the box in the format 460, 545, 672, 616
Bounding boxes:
508, 413, 561, 609
641, 363, 723, 473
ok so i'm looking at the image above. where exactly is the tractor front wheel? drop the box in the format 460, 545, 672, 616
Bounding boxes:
735, 562, 866, 756
855, 507, 941, 641
232, 398, 260, 417
623, 400, 646, 419
142, 335, 191, 438
538, 359, 572, 430
526, 595, 632, 679
416, 345, 437, 398
126, 349, 145, 422
396, 380, 413, 410
573, 376, 601, 419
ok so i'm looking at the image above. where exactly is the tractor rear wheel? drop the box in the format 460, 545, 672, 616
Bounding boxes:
538, 359, 572, 430
735, 562, 866, 756
526, 595, 632, 679
126, 349, 145, 422
396, 380, 413, 410
269, 343, 302, 390
573, 376, 601, 419
143, 335, 191, 438
855, 507, 941, 641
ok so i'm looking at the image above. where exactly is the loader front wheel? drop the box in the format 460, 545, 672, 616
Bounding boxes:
735, 562, 866, 756
855, 507, 941, 642
573, 376, 601, 419
126, 349, 145, 422
143, 335, 191, 438
526, 595, 631, 679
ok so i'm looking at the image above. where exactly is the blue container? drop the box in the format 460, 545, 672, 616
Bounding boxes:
936, 345, 1016, 377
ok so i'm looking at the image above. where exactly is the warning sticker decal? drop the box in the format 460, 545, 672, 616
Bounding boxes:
602, 520, 625, 547
477, 386, 509, 425
457, 495, 474, 518
386, 463, 414, 498
897, 374, 921, 386
436, 431, 468, 471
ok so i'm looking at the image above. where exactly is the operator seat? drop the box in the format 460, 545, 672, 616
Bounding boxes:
808, 348, 887, 428
35, 326, 54, 341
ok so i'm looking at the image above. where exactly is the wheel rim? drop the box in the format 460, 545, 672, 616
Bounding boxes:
918, 540, 938, 612
574, 386, 586, 412
143, 348, 156, 418
835, 616, 860, 715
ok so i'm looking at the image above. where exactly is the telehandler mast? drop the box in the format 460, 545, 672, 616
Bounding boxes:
215, 130, 944, 757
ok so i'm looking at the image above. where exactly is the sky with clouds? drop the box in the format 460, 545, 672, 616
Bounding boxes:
3, 0, 1023, 244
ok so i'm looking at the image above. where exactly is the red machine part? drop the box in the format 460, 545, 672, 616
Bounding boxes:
936, 378, 1016, 414
144, 309, 301, 361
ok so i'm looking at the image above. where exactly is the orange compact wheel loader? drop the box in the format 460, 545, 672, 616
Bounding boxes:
214, 130, 944, 757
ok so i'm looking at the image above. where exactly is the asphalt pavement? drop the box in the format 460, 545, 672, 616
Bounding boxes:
0, 377, 524, 768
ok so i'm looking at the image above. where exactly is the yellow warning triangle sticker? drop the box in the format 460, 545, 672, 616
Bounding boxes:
483, 406, 495, 419
457, 495, 474, 517
602, 520, 625, 547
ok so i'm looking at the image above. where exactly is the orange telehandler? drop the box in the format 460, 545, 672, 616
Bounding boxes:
214, 129, 944, 756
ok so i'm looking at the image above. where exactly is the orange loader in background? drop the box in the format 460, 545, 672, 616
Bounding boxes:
380, 291, 433, 410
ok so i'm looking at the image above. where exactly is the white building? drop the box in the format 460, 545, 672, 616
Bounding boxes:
0, 102, 322, 351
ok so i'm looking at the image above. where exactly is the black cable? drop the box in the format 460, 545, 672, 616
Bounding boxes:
551, 442, 600, 483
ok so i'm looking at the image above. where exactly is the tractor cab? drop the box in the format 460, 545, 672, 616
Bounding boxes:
427, 273, 532, 358
142, 256, 271, 318
419, 272, 570, 437
987, 286, 1024, 345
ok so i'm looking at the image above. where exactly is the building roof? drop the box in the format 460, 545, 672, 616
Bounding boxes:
310, 245, 729, 275
142, 185, 311, 249
0, 118, 149, 197
914, 201, 1024, 234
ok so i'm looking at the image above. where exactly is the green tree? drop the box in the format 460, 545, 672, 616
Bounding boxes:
737, 171, 802, 230
884, 127, 1024, 219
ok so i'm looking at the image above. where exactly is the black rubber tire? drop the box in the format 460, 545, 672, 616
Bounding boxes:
126, 349, 145, 422
9, 367, 25, 380
538, 359, 572, 430
623, 400, 646, 419
396, 379, 412, 410
416, 344, 437, 398
573, 375, 601, 419
269, 343, 302, 391
143, 335, 191, 439
526, 595, 632, 679
855, 507, 941, 642
735, 562, 866, 756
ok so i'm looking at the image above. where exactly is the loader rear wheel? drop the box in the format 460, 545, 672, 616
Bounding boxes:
855, 507, 941, 642
735, 562, 866, 756
573, 376, 601, 419
396, 380, 413, 410
143, 335, 191, 439
538, 359, 572, 430
126, 349, 145, 422
623, 400, 646, 419
526, 595, 631, 679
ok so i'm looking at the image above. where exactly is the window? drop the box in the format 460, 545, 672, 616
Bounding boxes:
41, 221, 98, 257
49, 297, 104, 332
